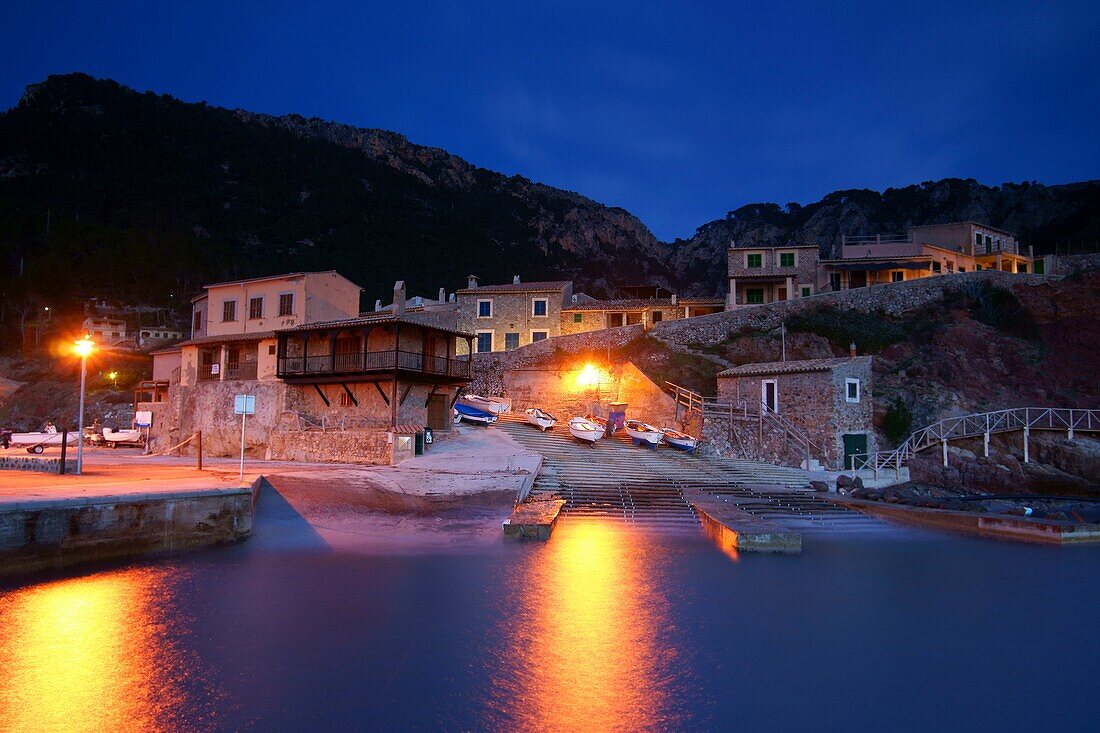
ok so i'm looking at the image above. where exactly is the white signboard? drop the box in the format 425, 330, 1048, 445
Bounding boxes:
135, 410, 153, 428
210, 363, 220, 375
234, 394, 255, 415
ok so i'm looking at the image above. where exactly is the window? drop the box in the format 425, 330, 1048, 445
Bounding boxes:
475, 332, 493, 353
779, 252, 795, 267
249, 296, 263, 320
945, 262, 954, 273
504, 333, 520, 351
573, 312, 583, 323
193, 311, 202, 334
532, 298, 548, 317
268, 344, 276, 356
1017, 262, 1028, 273
800, 285, 812, 297
222, 300, 237, 322
339, 389, 354, 407
845, 378, 861, 403
891, 271, 904, 283
746, 288, 765, 304
531, 330, 548, 343
278, 293, 294, 317
829, 273, 842, 291
746, 253, 763, 269
1033, 259, 1045, 275
975, 232, 983, 250
651, 311, 663, 323
477, 299, 493, 318
985, 235, 993, 253
931, 261, 942, 273
975, 264, 983, 271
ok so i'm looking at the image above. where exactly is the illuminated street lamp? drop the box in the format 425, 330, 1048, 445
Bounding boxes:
107, 371, 119, 388
73, 336, 95, 475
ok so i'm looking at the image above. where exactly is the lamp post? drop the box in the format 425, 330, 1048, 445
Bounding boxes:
73, 337, 95, 475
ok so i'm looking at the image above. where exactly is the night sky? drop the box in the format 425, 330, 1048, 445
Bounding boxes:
3, 1, 1098, 241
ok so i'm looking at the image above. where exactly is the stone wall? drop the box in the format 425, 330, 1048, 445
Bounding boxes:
457, 286, 570, 352
490, 360, 688, 430
265, 427, 398, 464
0, 455, 77, 474
1052, 253, 1100, 276
653, 270, 1054, 348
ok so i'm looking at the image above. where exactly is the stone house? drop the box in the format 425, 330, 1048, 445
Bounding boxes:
561, 296, 725, 335
716, 356, 875, 469
144, 274, 473, 465
456, 275, 572, 353
728, 222, 1043, 307
726, 245, 819, 307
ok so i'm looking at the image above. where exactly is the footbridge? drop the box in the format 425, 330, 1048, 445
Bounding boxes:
855, 407, 1100, 477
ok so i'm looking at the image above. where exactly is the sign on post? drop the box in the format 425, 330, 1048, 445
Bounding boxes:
135, 411, 153, 428
234, 394, 255, 481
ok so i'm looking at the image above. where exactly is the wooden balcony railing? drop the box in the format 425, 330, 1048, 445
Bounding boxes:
224, 361, 259, 380
277, 349, 471, 379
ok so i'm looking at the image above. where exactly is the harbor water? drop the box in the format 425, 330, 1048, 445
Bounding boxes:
1, 519, 1097, 731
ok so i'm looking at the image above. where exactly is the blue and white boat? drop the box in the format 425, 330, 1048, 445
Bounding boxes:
625, 420, 664, 449
454, 403, 498, 426
661, 428, 699, 453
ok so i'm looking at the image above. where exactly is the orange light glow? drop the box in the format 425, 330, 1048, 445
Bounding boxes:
0, 568, 192, 732
574, 362, 605, 390
73, 336, 95, 358
491, 520, 673, 730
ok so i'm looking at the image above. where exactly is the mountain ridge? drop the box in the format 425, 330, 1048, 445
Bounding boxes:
1, 73, 1098, 334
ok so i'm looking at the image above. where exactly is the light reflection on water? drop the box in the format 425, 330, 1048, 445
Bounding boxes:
487, 519, 690, 731
0, 567, 210, 733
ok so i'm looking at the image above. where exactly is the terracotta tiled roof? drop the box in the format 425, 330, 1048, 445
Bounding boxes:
174, 331, 277, 347
718, 356, 870, 377
563, 297, 724, 311
276, 311, 474, 338
456, 280, 571, 294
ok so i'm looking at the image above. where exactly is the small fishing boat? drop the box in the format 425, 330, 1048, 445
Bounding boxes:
6, 431, 79, 454
454, 403, 498, 426
103, 428, 145, 448
661, 428, 699, 453
568, 417, 604, 445
584, 414, 609, 433
524, 407, 557, 431
458, 394, 512, 415
624, 420, 664, 449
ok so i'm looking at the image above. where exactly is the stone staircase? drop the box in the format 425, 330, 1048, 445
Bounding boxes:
497, 415, 890, 536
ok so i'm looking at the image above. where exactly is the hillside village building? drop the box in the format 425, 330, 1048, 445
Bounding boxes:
456, 276, 573, 353
717, 356, 875, 469
561, 296, 725, 334
81, 317, 129, 347
727, 222, 1049, 306
144, 273, 473, 465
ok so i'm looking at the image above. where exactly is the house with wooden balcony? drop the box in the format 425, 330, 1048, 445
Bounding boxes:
144, 275, 473, 465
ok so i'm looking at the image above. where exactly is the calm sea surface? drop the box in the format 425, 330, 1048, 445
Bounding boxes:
1, 519, 1097, 732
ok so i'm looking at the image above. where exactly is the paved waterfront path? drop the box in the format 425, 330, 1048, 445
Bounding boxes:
497, 416, 891, 536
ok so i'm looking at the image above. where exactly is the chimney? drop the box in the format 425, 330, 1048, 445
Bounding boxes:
374, 299, 383, 312
512, 275, 521, 285
849, 342, 857, 358
438, 287, 445, 303
393, 280, 406, 315
467, 274, 479, 289
671, 293, 678, 306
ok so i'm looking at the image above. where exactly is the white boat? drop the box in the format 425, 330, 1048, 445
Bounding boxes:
103, 428, 145, 447
661, 428, 699, 453
6, 431, 79, 454
584, 414, 610, 434
524, 407, 557, 431
458, 394, 512, 415
624, 420, 664, 449
568, 417, 604, 445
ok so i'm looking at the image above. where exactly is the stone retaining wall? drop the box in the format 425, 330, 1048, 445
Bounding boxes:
651, 270, 1054, 348
265, 428, 399, 464
0, 455, 78, 474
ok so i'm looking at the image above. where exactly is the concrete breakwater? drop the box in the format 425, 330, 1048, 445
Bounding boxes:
0, 485, 254, 576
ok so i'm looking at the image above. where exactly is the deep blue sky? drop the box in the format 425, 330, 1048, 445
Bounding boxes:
3, 1, 1098, 240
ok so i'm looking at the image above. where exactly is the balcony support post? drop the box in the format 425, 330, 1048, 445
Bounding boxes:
391, 324, 401, 428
